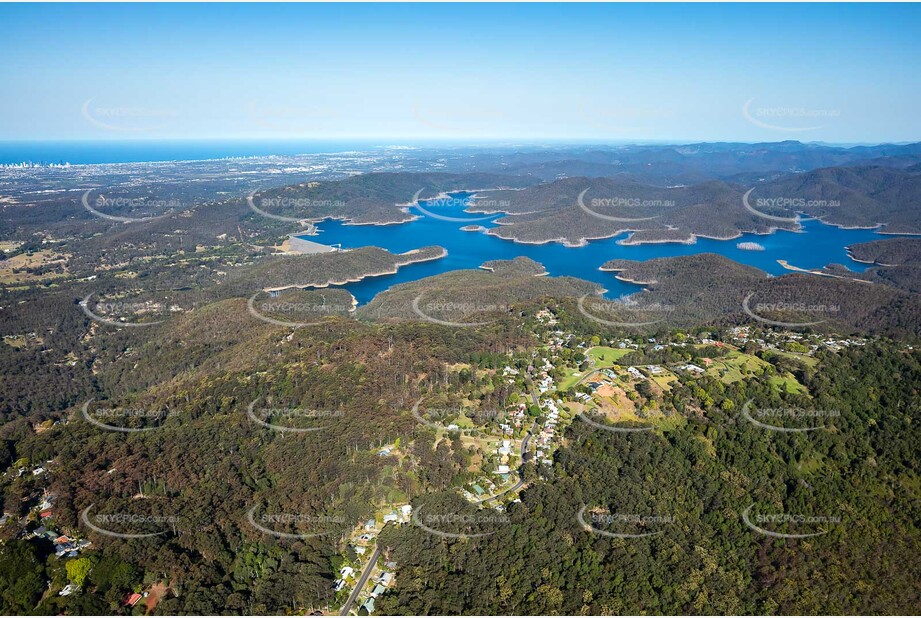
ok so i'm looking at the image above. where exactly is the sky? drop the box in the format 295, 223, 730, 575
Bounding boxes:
0, 2, 919, 144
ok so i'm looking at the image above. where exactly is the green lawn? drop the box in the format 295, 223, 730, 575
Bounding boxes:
706, 350, 770, 383
651, 372, 678, 391
773, 349, 820, 368
769, 373, 807, 394
587, 346, 632, 367
454, 409, 476, 429
556, 346, 631, 392
557, 370, 585, 392
701, 349, 807, 394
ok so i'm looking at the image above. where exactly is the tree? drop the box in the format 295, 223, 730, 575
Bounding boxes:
67, 557, 93, 588
0, 540, 45, 613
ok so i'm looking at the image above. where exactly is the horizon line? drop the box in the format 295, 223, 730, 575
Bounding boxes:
2, 137, 918, 148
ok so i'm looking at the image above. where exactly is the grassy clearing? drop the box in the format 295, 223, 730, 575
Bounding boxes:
769, 373, 807, 394
773, 349, 820, 368
702, 349, 807, 394
558, 370, 586, 391
0, 249, 69, 284
706, 350, 770, 384
587, 346, 632, 367
650, 370, 679, 391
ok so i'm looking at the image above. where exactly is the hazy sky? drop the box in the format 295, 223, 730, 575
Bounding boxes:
1, 3, 918, 143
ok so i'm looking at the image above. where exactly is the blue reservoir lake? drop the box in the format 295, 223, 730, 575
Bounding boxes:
302, 192, 903, 305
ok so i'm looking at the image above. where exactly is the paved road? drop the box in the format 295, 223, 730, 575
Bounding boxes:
339, 543, 383, 616
571, 368, 604, 388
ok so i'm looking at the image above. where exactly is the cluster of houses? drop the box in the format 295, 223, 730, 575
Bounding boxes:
728, 326, 867, 354
359, 565, 397, 615
505, 401, 528, 432
533, 355, 556, 394
460, 438, 521, 502
534, 398, 560, 456
495, 439, 514, 475
536, 374, 554, 394
5, 461, 54, 479
462, 476, 506, 502
347, 504, 413, 559
535, 309, 558, 326
336, 507, 411, 615
27, 493, 92, 558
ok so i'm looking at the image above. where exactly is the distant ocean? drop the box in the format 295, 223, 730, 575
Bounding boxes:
0, 140, 393, 165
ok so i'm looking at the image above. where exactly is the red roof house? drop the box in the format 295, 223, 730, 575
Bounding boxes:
124, 593, 143, 607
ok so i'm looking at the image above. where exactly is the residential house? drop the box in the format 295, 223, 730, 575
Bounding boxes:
123, 593, 143, 607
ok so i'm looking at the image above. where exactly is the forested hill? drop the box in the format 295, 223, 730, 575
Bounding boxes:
377, 340, 921, 615
599, 253, 921, 339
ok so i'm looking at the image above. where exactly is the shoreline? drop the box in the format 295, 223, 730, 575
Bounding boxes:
264, 247, 447, 293
844, 246, 897, 267
812, 214, 885, 232
618, 233, 697, 246
776, 259, 872, 284
485, 225, 797, 248
845, 247, 878, 265
613, 274, 657, 285
878, 230, 921, 236
597, 264, 658, 286
484, 227, 632, 248
477, 264, 549, 276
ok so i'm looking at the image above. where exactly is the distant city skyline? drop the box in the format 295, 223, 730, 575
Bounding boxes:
1, 3, 919, 143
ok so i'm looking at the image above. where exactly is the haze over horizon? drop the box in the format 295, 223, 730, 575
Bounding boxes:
1, 3, 919, 144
